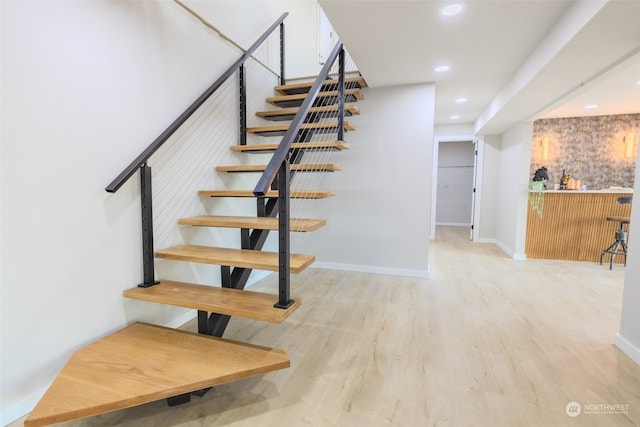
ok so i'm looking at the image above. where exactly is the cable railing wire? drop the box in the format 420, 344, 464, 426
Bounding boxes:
253, 41, 345, 197
105, 12, 288, 193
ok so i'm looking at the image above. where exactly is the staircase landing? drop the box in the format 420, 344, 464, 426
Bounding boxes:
24, 322, 289, 427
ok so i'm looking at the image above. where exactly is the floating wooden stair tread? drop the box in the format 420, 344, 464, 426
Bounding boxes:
155, 244, 315, 273
247, 121, 355, 137
216, 163, 343, 173
256, 104, 360, 121
231, 140, 349, 153
24, 322, 289, 427
275, 76, 367, 95
198, 190, 336, 199
267, 89, 363, 108
124, 281, 301, 323
179, 215, 326, 232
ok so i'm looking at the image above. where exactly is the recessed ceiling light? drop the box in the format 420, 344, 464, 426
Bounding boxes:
584, 104, 598, 109
440, 2, 464, 16
636, 80, 640, 86
435, 65, 451, 72
456, 97, 468, 103
450, 115, 461, 120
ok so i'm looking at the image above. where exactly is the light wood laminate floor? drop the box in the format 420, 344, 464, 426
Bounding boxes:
13, 226, 640, 426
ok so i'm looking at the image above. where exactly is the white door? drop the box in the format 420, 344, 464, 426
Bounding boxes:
318, 6, 336, 71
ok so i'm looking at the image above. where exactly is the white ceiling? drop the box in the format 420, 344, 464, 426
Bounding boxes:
319, 0, 640, 135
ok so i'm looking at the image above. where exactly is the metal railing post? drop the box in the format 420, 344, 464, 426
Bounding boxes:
279, 22, 286, 85
139, 163, 159, 287
337, 47, 345, 141
275, 160, 293, 308
239, 64, 247, 145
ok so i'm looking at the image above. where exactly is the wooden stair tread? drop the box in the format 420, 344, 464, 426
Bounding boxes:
124, 281, 301, 323
155, 244, 315, 273
275, 76, 367, 95
267, 89, 363, 108
256, 104, 360, 121
24, 322, 289, 427
247, 121, 355, 137
216, 163, 343, 173
179, 215, 326, 232
231, 140, 349, 153
198, 190, 336, 199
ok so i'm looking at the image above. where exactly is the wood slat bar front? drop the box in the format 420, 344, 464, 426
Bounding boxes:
525, 191, 632, 263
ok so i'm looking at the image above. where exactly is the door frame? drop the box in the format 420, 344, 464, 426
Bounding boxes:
317, 5, 336, 72
431, 135, 484, 240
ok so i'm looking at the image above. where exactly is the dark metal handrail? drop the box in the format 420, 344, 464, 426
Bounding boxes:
253, 40, 344, 196
250, 40, 346, 310
105, 12, 288, 193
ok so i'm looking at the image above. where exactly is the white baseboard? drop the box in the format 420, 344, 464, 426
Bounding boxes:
2, 391, 44, 426
614, 333, 640, 366
494, 239, 514, 258
312, 261, 429, 278
470, 237, 526, 260
473, 237, 497, 244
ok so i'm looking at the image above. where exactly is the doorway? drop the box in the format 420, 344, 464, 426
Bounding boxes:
318, 6, 337, 71
431, 137, 481, 240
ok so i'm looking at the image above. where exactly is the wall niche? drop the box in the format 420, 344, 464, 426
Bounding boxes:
531, 114, 640, 190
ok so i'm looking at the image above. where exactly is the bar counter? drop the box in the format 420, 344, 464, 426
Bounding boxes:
525, 190, 632, 263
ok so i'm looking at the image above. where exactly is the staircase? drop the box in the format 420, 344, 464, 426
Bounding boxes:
24, 58, 367, 427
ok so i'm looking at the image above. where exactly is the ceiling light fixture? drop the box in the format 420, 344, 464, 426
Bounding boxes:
584, 104, 598, 109
440, 2, 464, 16
435, 65, 451, 72
450, 115, 461, 120
456, 97, 468, 103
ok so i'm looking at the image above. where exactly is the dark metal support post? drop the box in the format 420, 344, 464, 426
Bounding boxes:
275, 161, 294, 309
197, 310, 209, 334
139, 163, 159, 288
337, 48, 345, 141
279, 22, 286, 85
221, 266, 231, 288
239, 65, 247, 145
240, 229, 250, 249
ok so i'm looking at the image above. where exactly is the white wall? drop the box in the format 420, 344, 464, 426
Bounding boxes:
476, 135, 501, 242
435, 123, 475, 137
291, 84, 435, 277
477, 123, 533, 258
615, 155, 640, 364
184, 0, 319, 79
0, 1, 319, 423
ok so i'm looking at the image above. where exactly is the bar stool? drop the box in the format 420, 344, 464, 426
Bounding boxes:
600, 196, 632, 269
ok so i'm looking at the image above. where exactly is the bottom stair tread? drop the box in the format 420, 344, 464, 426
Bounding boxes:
24, 322, 289, 427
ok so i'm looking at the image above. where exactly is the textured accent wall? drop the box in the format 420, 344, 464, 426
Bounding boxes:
530, 114, 640, 190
